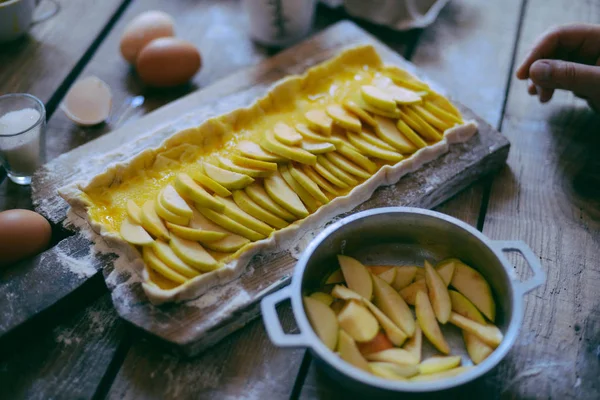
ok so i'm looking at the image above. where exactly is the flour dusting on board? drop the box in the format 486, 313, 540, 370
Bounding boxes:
42, 244, 97, 278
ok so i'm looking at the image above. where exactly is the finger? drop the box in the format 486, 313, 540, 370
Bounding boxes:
516, 23, 600, 79
529, 59, 600, 95
538, 87, 554, 103
528, 80, 537, 95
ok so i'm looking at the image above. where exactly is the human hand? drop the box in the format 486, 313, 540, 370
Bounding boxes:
516, 23, 600, 111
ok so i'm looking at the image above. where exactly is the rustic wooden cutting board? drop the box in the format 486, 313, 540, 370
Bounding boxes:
24, 21, 509, 356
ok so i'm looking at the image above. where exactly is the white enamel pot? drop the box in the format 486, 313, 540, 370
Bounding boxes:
261, 207, 545, 393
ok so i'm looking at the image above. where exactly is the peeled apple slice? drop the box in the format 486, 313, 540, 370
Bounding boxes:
418, 356, 461, 375
165, 222, 226, 242
245, 183, 297, 221
361, 85, 398, 112
336, 142, 377, 173
356, 130, 397, 152
143, 246, 187, 284
415, 291, 450, 354
218, 156, 272, 178
402, 325, 422, 363
280, 164, 320, 212
373, 115, 418, 153
369, 362, 418, 380
342, 100, 378, 127
230, 154, 278, 171
141, 200, 170, 240
326, 104, 361, 133
203, 162, 254, 190
346, 133, 404, 163
189, 210, 250, 253
300, 140, 336, 154
174, 173, 224, 212
120, 217, 154, 246
450, 261, 496, 321
305, 109, 333, 135
169, 235, 218, 272
152, 239, 199, 278
309, 292, 334, 306
160, 185, 193, 218
324, 152, 370, 180
302, 166, 341, 196
448, 312, 503, 348
274, 122, 303, 145
126, 200, 143, 224
218, 196, 274, 237
424, 260, 451, 324
289, 165, 329, 204
304, 296, 338, 350
410, 366, 472, 382
338, 330, 370, 371
232, 190, 288, 229
337, 300, 379, 342
260, 130, 317, 165
372, 273, 415, 337
366, 348, 418, 365
199, 207, 264, 241
263, 171, 309, 219
190, 171, 232, 197
338, 255, 373, 300
237, 140, 284, 162
295, 124, 341, 144
154, 194, 189, 226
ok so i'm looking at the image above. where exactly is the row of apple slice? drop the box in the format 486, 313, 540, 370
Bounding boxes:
303, 255, 502, 382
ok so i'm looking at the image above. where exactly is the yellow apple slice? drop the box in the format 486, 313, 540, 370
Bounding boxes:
382, 66, 430, 92
190, 171, 232, 197
165, 222, 226, 242
385, 85, 422, 105
425, 260, 451, 324
237, 140, 285, 162
280, 164, 320, 212
392, 266, 418, 290
449, 290, 485, 324
338, 255, 373, 300
152, 239, 200, 278
126, 200, 143, 224
203, 162, 254, 190
309, 292, 334, 306
218, 156, 272, 178
412, 105, 452, 131
317, 154, 360, 185
401, 107, 443, 141
331, 284, 362, 301
399, 279, 427, 306
305, 109, 333, 136
402, 325, 422, 363
450, 261, 495, 321
357, 130, 397, 151
232, 190, 288, 229
169, 235, 218, 272
295, 124, 342, 145
289, 164, 329, 204
448, 312, 503, 348
313, 158, 351, 188
369, 362, 417, 379
363, 300, 408, 346
357, 96, 401, 118
338, 330, 370, 371
415, 268, 425, 281
261, 130, 317, 165
274, 122, 303, 145
325, 269, 344, 285
300, 140, 336, 154
361, 85, 397, 112
175, 173, 225, 212
347, 133, 404, 163
423, 101, 463, 125
410, 367, 472, 382
396, 119, 428, 148
143, 246, 187, 284
434, 259, 456, 286
231, 154, 278, 171
378, 268, 397, 285
160, 185, 193, 218
218, 196, 274, 237
372, 273, 415, 337
336, 142, 377, 173
304, 296, 339, 351
326, 104, 361, 133
198, 207, 265, 241
245, 182, 297, 221
120, 217, 154, 246
264, 171, 309, 218
141, 200, 170, 240
155, 194, 189, 225
325, 152, 370, 180
342, 100, 378, 127
366, 348, 418, 365
302, 166, 342, 196
189, 209, 250, 252
463, 331, 494, 365
337, 300, 379, 342
373, 115, 418, 153
418, 355, 461, 375
415, 291, 450, 354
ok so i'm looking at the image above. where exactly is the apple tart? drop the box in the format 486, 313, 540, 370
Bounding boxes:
60, 45, 478, 304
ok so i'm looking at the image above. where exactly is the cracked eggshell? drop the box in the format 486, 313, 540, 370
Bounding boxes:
61, 76, 112, 126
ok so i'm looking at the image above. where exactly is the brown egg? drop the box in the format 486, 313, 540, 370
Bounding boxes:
120, 10, 175, 64
0, 209, 51, 267
136, 37, 202, 88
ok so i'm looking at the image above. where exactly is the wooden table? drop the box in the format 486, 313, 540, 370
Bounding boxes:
1, 1, 598, 399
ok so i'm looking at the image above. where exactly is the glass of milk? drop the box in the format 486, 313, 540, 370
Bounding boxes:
0, 94, 46, 185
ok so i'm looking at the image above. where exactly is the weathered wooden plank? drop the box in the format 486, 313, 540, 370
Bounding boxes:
107, 305, 302, 400
0, 294, 126, 400
299, 0, 524, 396
477, 0, 600, 398
0, 0, 127, 212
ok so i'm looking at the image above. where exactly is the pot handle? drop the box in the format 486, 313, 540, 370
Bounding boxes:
261, 286, 309, 348
493, 240, 546, 295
